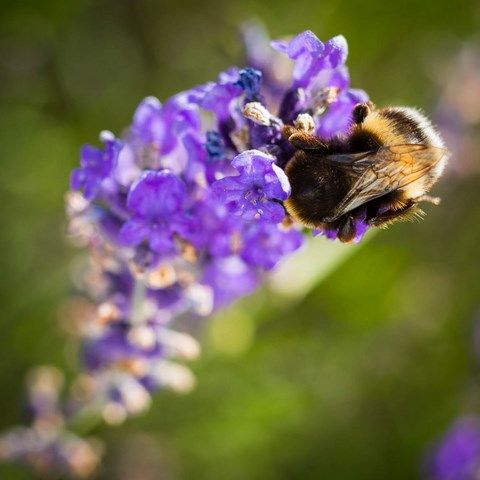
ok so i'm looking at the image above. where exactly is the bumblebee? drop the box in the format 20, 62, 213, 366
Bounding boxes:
283, 103, 450, 243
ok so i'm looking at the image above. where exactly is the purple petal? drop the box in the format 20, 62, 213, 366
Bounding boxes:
72, 138, 121, 200
324, 35, 348, 68
150, 230, 176, 254
203, 256, 259, 309
287, 31, 324, 59
327, 67, 351, 90
270, 39, 289, 54
118, 218, 150, 246
211, 176, 246, 203
70, 168, 85, 191
112, 144, 142, 187
199, 68, 243, 121
316, 88, 369, 138
241, 223, 304, 270
232, 149, 274, 172
425, 417, 480, 480
265, 163, 291, 200
80, 145, 104, 169
182, 132, 207, 184
132, 97, 165, 144
127, 170, 187, 219
255, 200, 286, 223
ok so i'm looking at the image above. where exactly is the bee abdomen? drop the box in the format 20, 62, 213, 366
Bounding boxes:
380, 107, 444, 148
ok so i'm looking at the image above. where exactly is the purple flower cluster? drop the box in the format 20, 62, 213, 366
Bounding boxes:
1, 26, 369, 477
424, 417, 480, 480
62, 27, 368, 421
0, 367, 100, 479
271, 30, 368, 137
242, 25, 368, 136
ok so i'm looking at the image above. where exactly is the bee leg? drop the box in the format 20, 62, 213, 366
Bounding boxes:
337, 215, 357, 243
352, 101, 377, 124
283, 126, 328, 151
370, 202, 421, 228
416, 194, 441, 205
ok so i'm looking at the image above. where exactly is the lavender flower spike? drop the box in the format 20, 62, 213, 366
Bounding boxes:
1, 25, 374, 478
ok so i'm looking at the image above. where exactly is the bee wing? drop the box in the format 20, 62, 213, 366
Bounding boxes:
324, 144, 448, 222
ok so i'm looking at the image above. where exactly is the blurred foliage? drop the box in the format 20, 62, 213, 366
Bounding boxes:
1, 0, 480, 478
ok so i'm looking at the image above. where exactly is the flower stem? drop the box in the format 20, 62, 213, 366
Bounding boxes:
130, 278, 147, 324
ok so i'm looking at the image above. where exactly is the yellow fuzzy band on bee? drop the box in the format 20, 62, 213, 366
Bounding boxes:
356, 112, 410, 145
284, 198, 317, 228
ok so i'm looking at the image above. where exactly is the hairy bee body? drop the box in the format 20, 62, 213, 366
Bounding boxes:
283, 104, 449, 242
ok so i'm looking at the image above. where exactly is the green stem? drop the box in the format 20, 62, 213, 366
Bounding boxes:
130, 278, 147, 324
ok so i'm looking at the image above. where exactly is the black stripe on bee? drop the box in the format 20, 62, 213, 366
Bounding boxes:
381, 108, 431, 144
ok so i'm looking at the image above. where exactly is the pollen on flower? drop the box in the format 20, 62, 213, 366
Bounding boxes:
179, 241, 199, 263
97, 302, 121, 324
144, 264, 177, 289
294, 113, 316, 133
311, 86, 341, 114
243, 101, 276, 125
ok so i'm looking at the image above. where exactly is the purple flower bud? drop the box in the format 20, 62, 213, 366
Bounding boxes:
205, 131, 226, 161
196, 67, 243, 123
132, 96, 165, 145
424, 417, 480, 480
71, 136, 122, 201
236, 68, 263, 101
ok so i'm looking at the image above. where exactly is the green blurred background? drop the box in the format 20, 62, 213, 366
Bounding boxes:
1, 0, 480, 478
